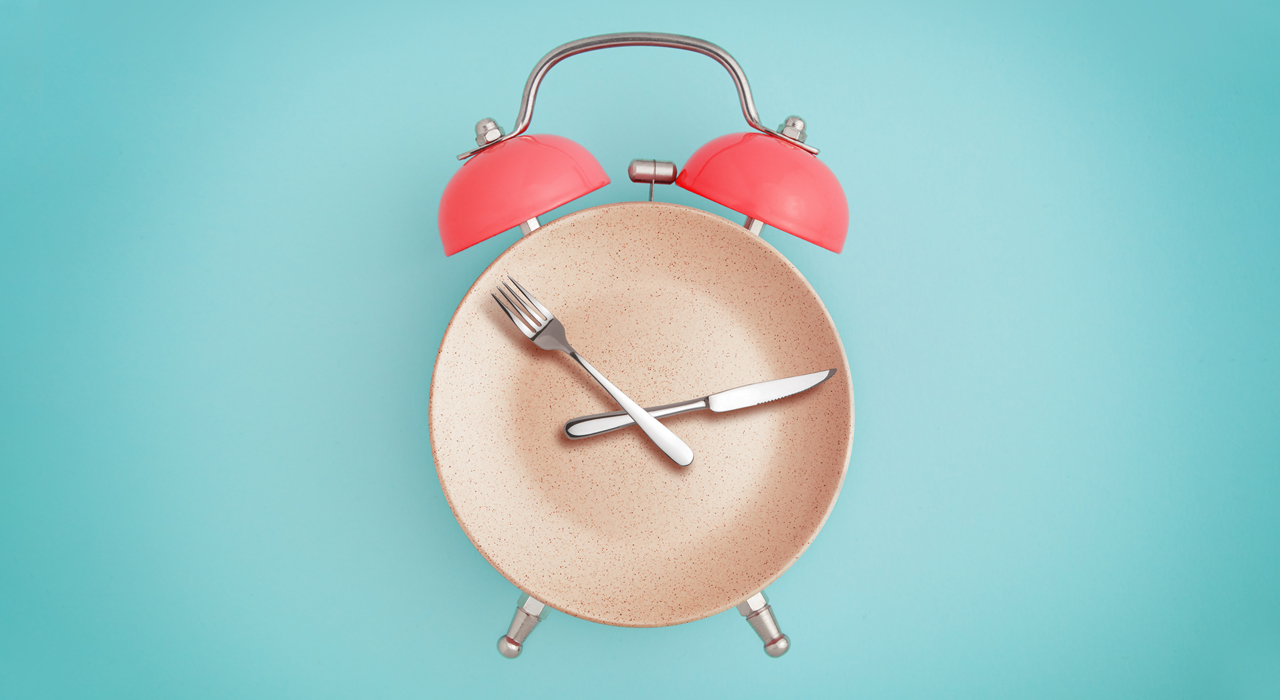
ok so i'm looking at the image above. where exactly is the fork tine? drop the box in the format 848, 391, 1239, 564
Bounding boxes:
508, 277, 552, 319
492, 293, 534, 338
498, 286, 539, 330
501, 280, 544, 325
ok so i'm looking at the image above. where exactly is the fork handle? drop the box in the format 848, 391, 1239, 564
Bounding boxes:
569, 352, 695, 466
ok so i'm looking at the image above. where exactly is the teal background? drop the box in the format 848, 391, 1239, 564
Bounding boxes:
2, 0, 1278, 697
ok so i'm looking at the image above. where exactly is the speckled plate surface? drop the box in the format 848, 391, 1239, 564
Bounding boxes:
430, 202, 853, 627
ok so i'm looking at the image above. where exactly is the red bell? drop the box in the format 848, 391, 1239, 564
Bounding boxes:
438, 134, 609, 256
677, 132, 848, 253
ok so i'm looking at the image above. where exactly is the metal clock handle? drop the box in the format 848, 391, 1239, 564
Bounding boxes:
458, 32, 818, 160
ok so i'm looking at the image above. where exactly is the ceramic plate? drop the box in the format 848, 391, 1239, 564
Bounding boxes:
430, 202, 852, 627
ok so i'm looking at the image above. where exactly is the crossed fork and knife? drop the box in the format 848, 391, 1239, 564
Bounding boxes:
492, 276, 836, 466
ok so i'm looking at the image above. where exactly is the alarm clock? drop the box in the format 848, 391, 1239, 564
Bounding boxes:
430, 33, 853, 658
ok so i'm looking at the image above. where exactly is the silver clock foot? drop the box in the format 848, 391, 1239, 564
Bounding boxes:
737, 591, 790, 657
497, 593, 548, 658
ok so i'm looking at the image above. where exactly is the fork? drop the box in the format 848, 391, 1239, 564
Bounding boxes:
492, 276, 695, 466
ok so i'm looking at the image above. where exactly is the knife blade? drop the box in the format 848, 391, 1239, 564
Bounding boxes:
563, 369, 837, 439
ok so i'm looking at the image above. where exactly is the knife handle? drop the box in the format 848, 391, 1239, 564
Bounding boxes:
564, 398, 709, 439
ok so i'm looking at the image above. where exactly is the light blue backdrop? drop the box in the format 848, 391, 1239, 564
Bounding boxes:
2, 1, 1278, 698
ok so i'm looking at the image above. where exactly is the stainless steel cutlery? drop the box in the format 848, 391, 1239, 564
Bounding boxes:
564, 369, 837, 439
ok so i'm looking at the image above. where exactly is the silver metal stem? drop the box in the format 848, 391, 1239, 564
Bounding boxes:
743, 217, 765, 235
628, 159, 678, 202
458, 33, 819, 160
737, 592, 790, 657
519, 216, 541, 236
497, 594, 548, 658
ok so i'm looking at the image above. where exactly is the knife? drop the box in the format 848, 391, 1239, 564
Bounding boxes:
564, 369, 837, 439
